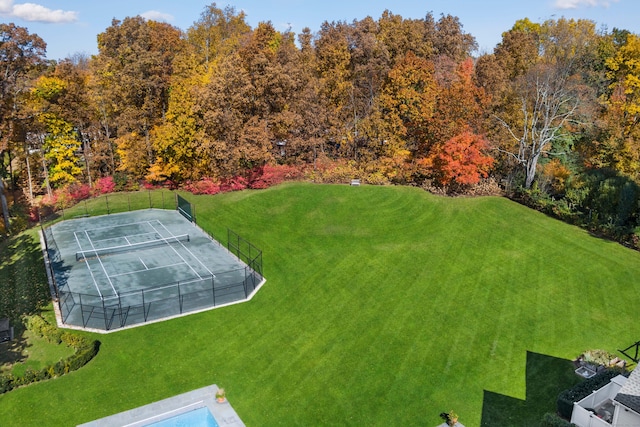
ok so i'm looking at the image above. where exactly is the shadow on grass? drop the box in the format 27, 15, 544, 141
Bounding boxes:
0, 233, 51, 321
481, 351, 583, 427
0, 332, 29, 370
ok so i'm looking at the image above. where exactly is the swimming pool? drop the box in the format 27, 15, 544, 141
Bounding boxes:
146, 407, 219, 427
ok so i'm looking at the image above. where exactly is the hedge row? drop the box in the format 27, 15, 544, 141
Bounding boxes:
0, 315, 100, 394
541, 412, 578, 427
557, 369, 627, 419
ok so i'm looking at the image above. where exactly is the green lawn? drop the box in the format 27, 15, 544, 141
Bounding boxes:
1, 183, 639, 426
0, 326, 75, 377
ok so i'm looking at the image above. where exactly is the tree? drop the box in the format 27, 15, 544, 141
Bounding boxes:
430, 57, 488, 148
93, 17, 184, 179
0, 23, 46, 232
315, 20, 354, 150
187, 3, 250, 68
497, 63, 580, 189
491, 18, 598, 189
430, 130, 494, 186
377, 11, 434, 64
148, 49, 203, 183
593, 33, 640, 180
432, 14, 477, 61
30, 76, 83, 187
50, 59, 94, 186
376, 51, 437, 157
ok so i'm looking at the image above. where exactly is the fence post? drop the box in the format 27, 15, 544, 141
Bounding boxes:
211, 275, 216, 306
102, 298, 109, 330
244, 267, 249, 298
142, 290, 148, 321
106, 194, 110, 214
118, 294, 124, 328
148, 190, 152, 208
80, 294, 88, 327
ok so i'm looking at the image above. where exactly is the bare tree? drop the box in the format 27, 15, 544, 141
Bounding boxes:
497, 63, 579, 189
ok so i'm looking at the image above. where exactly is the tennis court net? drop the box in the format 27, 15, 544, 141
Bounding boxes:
76, 234, 190, 261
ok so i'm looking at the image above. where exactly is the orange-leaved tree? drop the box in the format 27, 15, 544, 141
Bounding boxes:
430, 130, 494, 186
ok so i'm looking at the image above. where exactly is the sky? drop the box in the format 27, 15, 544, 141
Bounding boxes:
0, 0, 639, 61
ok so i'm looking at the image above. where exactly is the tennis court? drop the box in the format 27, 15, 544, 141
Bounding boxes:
42, 208, 264, 332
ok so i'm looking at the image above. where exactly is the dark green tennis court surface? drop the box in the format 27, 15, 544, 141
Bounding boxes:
43, 209, 264, 331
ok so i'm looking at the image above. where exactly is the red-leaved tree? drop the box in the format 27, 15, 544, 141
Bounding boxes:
431, 131, 494, 186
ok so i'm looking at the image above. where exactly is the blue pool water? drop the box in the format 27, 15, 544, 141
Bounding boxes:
146, 407, 219, 427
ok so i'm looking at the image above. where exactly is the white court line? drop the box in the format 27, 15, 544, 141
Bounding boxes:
74, 232, 104, 298
139, 257, 148, 270
109, 261, 187, 278
82, 219, 163, 233
147, 221, 210, 280
91, 231, 159, 248
152, 220, 216, 278
84, 230, 118, 295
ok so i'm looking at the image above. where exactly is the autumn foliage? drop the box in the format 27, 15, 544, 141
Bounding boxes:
430, 131, 494, 186
5, 10, 640, 245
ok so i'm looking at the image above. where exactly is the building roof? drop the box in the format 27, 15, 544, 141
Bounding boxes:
615, 368, 640, 414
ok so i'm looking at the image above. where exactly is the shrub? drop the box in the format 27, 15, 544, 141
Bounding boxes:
581, 349, 619, 366
248, 164, 305, 189
220, 176, 247, 192
0, 373, 15, 393
308, 159, 361, 184
362, 171, 391, 186
540, 412, 577, 427
0, 315, 100, 394
60, 331, 89, 348
94, 176, 116, 194
39, 192, 58, 209
52, 188, 74, 210
113, 172, 139, 191
25, 315, 62, 344
67, 340, 100, 371
184, 178, 221, 195
9, 215, 28, 234
67, 183, 92, 201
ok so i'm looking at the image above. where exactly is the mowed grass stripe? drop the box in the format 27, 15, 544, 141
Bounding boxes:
2, 183, 640, 426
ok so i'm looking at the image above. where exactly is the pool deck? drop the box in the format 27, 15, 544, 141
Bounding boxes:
77, 384, 245, 427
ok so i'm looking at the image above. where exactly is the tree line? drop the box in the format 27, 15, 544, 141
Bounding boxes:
2, 4, 640, 244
